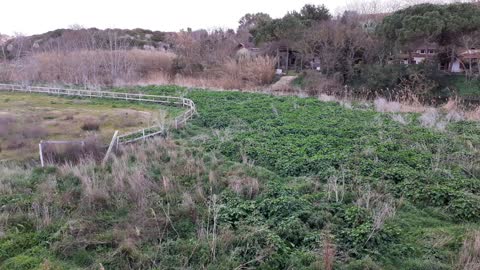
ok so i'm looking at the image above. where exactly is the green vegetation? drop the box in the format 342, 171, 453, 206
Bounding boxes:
250, 4, 331, 44
0, 86, 479, 269
378, 3, 480, 46
449, 76, 480, 97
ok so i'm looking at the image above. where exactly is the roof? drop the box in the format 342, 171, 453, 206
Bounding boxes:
459, 49, 480, 59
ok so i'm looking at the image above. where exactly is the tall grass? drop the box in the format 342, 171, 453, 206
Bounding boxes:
457, 231, 480, 270
3, 50, 174, 87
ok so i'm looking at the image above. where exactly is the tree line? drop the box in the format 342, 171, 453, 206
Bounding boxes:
0, 1, 479, 99
238, 1, 480, 99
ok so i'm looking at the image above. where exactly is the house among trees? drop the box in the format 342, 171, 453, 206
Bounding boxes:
391, 41, 480, 74
235, 42, 305, 73
267, 41, 302, 72
451, 48, 480, 73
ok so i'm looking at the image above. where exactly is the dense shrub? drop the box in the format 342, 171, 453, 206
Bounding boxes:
352, 63, 444, 100
42, 136, 105, 164
80, 119, 100, 131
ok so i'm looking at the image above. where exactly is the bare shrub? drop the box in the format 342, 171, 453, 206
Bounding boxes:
318, 94, 337, 102
322, 234, 336, 270
110, 153, 153, 209
443, 97, 459, 112
327, 169, 346, 203
374, 98, 401, 113
63, 159, 109, 209
228, 176, 260, 199
220, 56, 275, 89
419, 108, 439, 128
7, 49, 175, 87
457, 231, 480, 270
31, 201, 51, 230
21, 125, 48, 139
162, 176, 172, 193
0, 115, 14, 125
306, 72, 343, 96
43, 136, 104, 165
0, 115, 14, 136
355, 184, 398, 244
465, 106, 480, 121
5, 137, 25, 150
126, 49, 174, 77
445, 110, 465, 122
391, 114, 409, 125
81, 118, 100, 131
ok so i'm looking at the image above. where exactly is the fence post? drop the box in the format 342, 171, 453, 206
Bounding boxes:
102, 130, 119, 166
143, 129, 146, 142
39, 141, 44, 168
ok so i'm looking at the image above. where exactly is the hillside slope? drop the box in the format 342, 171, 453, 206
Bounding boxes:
0, 86, 479, 269
1, 28, 172, 60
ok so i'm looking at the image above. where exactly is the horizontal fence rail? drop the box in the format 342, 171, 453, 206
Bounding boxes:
0, 83, 197, 146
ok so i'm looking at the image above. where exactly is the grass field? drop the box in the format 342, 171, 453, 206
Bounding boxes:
0, 92, 184, 161
0, 86, 479, 269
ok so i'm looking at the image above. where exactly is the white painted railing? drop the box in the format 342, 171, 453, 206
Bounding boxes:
0, 83, 197, 145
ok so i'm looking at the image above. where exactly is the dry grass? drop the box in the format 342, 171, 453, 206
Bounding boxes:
56, 137, 207, 211
136, 56, 276, 91
457, 231, 480, 270
228, 176, 260, 199
42, 135, 105, 165
419, 108, 440, 128
4, 50, 175, 87
390, 114, 409, 125
2, 48, 275, 90
322, 234, 336, 270
318, 94, 338, 102
355, 183, 398, 245
465, 106, 480, 121
374, 98, 401, 113
442, 97, 480, 122
0, 93, 162, 161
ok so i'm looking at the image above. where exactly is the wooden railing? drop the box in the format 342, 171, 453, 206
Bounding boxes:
0, 83, 197, 145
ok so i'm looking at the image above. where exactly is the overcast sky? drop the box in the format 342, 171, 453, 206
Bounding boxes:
0, 0, 344, 35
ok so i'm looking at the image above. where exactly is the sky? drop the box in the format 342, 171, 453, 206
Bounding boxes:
0, 0, 343, 36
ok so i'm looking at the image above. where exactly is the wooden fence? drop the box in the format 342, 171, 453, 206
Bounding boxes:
0, 83, 197, 146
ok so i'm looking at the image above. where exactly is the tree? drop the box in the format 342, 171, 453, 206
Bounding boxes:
378, 2, 480, 46
378, 2, 480, 75
251, 15, 305, 44
238, 13, 272, 32
250, 5, 331, 45
295, 4, 331, 26
237, 13, 272, 44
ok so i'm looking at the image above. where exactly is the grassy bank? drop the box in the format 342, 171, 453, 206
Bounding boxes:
0, 86, 479, 269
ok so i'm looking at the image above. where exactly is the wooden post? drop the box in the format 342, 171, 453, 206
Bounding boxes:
277, 48, 280, 69
39, 141, 45, 167
102, 130, 119, 166
285, 46, 289, 72
142, 129, 146, 142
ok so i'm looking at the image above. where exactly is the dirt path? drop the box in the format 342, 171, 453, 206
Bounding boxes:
268, 76, 297, 91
